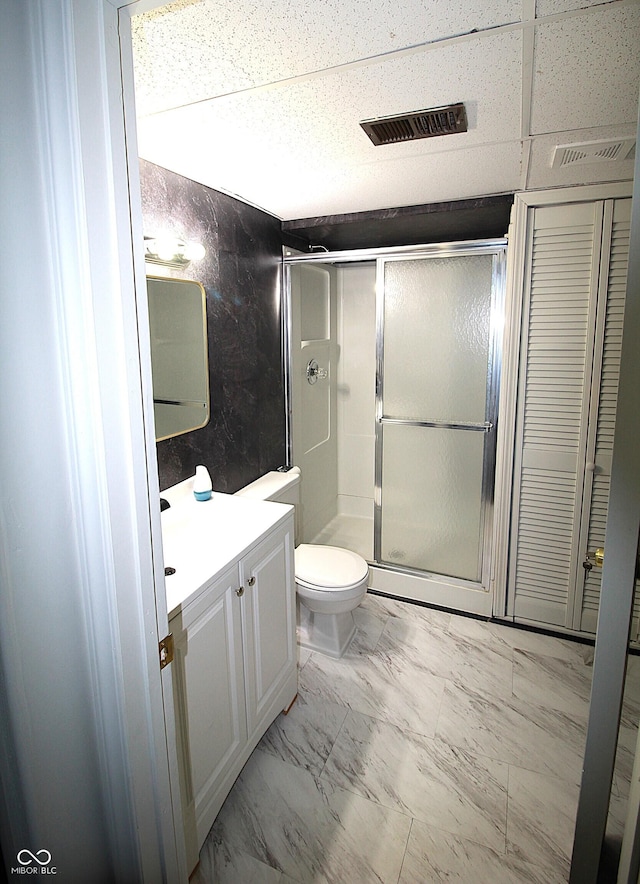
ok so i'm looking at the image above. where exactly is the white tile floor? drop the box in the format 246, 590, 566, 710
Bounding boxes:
192, 592, 640, 883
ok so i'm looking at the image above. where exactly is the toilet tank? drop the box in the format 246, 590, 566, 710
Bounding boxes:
235, 467, 302, 542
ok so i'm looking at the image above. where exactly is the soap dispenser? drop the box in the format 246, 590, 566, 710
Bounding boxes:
193, 465, 212, 501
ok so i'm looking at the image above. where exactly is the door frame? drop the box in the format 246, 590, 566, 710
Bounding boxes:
112, 2, 188, 877
284, 240, 506, 617
66, 0, 186, 878
374, 243, 506, 613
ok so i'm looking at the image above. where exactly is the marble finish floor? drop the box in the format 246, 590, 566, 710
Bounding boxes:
192, 592, 640, 883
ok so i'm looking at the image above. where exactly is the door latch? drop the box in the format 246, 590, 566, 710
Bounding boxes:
583, 548, 605, 571
159, 633, 174, 670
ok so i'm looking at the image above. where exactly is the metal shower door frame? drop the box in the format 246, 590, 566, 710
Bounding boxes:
374, 240, 507, 591
282, 238, 506, 603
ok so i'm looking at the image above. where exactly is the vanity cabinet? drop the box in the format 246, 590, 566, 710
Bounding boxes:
166, 508, 296, 873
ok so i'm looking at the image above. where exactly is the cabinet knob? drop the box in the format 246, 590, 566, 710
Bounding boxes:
247, 576, 256, 587
236, 586, 244, 597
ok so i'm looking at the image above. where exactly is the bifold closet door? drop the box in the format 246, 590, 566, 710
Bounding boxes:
574, 199, 639, 636
507, 198, 635, 634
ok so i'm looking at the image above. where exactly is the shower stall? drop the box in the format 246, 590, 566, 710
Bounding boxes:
284, 240, 506, 616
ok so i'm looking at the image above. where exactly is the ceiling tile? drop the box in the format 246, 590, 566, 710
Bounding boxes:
137, 29, 522, 218
133, 1, 637, 220
275, 142, 523, 218
132, 0, 521, 116
536, 0, 615, 16
530, 4, 640, 135
526, 125, 637, 189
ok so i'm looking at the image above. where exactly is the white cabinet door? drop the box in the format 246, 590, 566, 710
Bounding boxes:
241, 524, 297, 740
170, 563, 246, 867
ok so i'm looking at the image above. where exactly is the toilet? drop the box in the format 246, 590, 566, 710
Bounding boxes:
236, 467, 369, 658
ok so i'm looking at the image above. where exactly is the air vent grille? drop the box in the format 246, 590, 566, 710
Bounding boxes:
552, 138, 636, 168
361, 103, 468, 146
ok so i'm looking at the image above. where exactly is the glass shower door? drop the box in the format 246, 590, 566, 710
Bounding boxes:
376, 247, 505, 597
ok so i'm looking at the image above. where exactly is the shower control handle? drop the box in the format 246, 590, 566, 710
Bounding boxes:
306, 359, 328, 384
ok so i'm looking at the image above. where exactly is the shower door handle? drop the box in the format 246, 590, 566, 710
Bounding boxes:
380, 417, 493, 432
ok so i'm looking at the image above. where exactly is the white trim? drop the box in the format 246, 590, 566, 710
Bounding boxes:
491, 198, 526, 617
569, 108, 640, 883
370, 568, 493, 617
0, 0, 183, 879
514, 182, 633, 208
98, 0, 187, 878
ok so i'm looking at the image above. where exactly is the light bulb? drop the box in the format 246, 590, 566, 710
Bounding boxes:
184, 240, 206, 262
154, 235, 178, 262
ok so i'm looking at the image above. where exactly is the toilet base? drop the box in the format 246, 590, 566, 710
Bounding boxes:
297, 602, 357, 658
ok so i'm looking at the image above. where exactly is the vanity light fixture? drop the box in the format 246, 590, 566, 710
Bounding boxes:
144, 234, 206, 266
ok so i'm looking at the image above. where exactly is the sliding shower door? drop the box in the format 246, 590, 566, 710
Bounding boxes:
376, 244, 505, 611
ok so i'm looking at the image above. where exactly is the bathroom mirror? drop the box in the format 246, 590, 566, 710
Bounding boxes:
147, 276, 210, 441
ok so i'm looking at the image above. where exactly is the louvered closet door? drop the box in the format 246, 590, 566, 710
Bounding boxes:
574, 199, 637, 636
508, 202, 603, 628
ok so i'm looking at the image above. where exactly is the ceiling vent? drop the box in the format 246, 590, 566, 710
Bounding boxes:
360, 103, 468, 146
552, 137, 636, 168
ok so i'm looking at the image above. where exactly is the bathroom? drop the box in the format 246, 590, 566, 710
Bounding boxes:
141, 163, 637, 882
135, 0, 640, 879
1, 2, 639, 883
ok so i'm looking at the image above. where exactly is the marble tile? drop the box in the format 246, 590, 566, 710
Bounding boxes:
362, 592, 452, 630
297, 645, 312, 669
623, 654, 640, 711
321, 710, 508, 852
300, 643, 446, 738
350, 603, 388, 655
605, 782, 628, 841
399, 818, 567, 884
257, 690, 348, 776
141, 159, 286, 494
611, 717, 639, 790
506, 765, 580, 876
193, 835, 284, 883
436, 681, 587, 784
209, 749, 412, 884
449, 614, 592, 664
199, 591, 596, 881
512, 648, 592, 720
376, 614, 514, 700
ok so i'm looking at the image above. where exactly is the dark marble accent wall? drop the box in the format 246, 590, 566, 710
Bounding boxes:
282, 195, 514, 251
139, 160, 286, 493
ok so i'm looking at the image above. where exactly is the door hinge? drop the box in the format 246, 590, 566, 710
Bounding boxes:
159, 633, 174, 670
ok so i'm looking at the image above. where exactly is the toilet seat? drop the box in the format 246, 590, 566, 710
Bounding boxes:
294, 544, 368, 591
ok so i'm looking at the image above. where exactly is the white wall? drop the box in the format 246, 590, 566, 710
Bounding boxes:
336, 263, 377, 518
0, 2, 183, 880
291, 263, 339, 541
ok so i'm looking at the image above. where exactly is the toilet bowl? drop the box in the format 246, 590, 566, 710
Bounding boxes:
295, 543, 369, 657
235, 468, 369, 658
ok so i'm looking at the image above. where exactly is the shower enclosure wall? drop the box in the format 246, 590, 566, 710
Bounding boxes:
285, 241, 506, 616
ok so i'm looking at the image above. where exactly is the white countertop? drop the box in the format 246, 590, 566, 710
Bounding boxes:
160, 479, 293, 619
